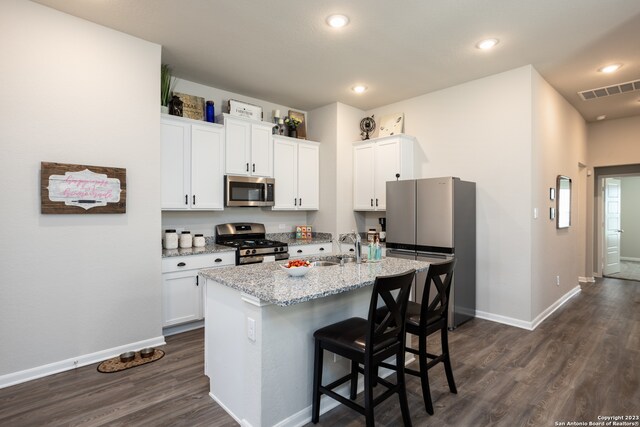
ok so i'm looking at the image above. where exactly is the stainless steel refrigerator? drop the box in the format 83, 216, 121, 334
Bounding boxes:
386, 176, 476, 329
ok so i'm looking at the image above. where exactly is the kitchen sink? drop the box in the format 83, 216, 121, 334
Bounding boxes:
312, 261, 339, 267
312, 256, 357, 267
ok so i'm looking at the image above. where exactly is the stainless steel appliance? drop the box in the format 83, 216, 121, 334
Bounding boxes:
215, 223, 289, 265
386, 176, 476, 329
225, 176, 275, 207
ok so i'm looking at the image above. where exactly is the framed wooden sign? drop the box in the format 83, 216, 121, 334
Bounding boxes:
174, 92, 205, 120
41, 162, 126, 214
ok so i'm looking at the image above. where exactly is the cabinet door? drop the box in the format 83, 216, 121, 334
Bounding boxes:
191, 124, 224, 210
273, 139, 297, 210
161, 120, 191, 210
353, 143, 375, 210
297, 143, 319, 210
373, 139, 401, 211
251, 124, 273, 177
225, 118, 251, 175
162, 270, 203, 327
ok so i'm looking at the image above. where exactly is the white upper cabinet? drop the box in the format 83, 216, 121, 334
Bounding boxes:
353, 134, 415, 211
273, 136, 320, 211
161, 115, 224, 211
218, 114, 273, 177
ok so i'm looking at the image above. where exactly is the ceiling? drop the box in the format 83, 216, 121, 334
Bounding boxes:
33, 0, 640, 122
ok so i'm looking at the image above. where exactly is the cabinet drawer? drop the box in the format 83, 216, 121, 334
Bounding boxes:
162, 252, 235, 273
289, 243, 333, 258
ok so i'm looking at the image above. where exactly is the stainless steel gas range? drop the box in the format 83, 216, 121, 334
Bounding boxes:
215, 223, 289, 265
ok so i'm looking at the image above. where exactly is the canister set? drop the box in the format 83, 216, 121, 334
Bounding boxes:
163, 229, 205, 249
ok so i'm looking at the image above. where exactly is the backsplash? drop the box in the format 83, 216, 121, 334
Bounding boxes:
161, 209, 308, 237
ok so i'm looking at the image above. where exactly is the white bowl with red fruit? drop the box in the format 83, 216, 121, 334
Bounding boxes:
280, 259, 312, 277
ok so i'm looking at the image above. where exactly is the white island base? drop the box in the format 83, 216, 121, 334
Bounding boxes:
202, 257, 430, 427
205, 280, 381, 427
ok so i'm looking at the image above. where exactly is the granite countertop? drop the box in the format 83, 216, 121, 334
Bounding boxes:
162, 243, 236, 258
199, 256, 430, 306
267, 232, 332, 246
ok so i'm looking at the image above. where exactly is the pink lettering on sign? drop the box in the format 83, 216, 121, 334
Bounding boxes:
48, 169, 121, 210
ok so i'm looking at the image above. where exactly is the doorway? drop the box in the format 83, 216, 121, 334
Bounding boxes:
596, 167, 640, 282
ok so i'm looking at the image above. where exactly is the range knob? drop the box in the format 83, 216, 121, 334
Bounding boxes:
245, 249, 252, 255
252, 249, 257, 254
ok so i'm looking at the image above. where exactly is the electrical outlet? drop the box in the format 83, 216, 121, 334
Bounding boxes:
533, 208, 538, 219
247, 317, 256, 342
556, 275, 560, 286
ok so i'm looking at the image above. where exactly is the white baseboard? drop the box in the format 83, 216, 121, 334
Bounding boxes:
475, 310, 534, 330
209, 392, 245, 426
578, 276, 596, 283
530, 286, 581, 330
0, 335, 166, 390
476, 285, 581, 331
163, 320, 203, 337
621, 257, 640, 262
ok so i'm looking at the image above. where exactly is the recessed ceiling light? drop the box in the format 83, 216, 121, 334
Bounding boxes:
352, 85, 367, 94
596, 115, 607, 120
598, 64, 622, 73
476, 38, 499, 50
326, 14, 349, 28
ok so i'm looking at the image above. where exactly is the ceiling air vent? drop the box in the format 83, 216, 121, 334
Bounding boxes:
579, 79, 640, 101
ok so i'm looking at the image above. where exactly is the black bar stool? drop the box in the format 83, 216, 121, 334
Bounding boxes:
311, 269, 415, 427
380, 259, 457, 415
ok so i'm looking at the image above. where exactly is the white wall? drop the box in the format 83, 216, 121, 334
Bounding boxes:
586, 116, 640, 276
621, 177, 640, 259
0, 0, 162, 379
172, 79, 303, 124
588, 116, 640, 167
365, 66, 534, 322
307, 102, 362, 238
530, 69, 587, 319
307, 103, 338, 235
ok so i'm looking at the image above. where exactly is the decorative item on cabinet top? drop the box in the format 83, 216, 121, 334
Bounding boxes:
287, 110, 306, 139
378, 112, 404, 137
360, 115, 376, 140
173, 92, 205, 120
228, 99, 263, 121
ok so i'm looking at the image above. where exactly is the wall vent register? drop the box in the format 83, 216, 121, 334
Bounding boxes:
578, 79, 640, 100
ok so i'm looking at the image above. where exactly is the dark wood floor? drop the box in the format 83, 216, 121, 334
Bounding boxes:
1, 277, 638, 427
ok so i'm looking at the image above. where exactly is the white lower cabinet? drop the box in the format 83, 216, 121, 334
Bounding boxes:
162, 252, 235, 327
289, 242, 333, 258
273, 136, 320, 210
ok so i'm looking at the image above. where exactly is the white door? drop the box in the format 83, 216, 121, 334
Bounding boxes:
191, 124, 224, 210
353, 143, 375, 210
604, 178, 622, 275
273, 139, 298, 210
297, 143, 319, 210
225, 118, 251, 175
161, 119, 190, 210
251, 124, 273, 177
373, 139, 401, 211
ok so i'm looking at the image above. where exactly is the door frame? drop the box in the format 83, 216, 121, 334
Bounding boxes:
593, 164, 640, 277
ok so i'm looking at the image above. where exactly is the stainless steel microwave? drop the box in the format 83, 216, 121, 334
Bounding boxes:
225, 175, 275, 207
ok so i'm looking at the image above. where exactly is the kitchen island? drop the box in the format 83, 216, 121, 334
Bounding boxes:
200, 257, 430, 427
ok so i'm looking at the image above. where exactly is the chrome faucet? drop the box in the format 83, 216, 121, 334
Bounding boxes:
339, 231, 362, 264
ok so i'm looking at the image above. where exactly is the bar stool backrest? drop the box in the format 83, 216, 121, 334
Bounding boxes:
421, 259, 456, 330
366, 269, 415, 357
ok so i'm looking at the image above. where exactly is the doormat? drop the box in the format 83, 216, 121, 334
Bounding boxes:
97, 349, 165, 373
